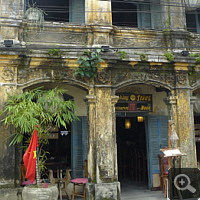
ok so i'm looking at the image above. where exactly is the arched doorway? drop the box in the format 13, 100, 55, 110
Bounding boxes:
20, 82, 88, 182
115, 84, 169, 190
192, 88, 200, 168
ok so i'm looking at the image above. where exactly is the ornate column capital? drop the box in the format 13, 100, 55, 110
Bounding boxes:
190, 96, 197, 105
111, 95, 119, 105
163, 96, 177, 105
84, 95, 96, 104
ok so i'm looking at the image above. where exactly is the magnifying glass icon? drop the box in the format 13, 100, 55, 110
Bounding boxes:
174, 174, 196, 193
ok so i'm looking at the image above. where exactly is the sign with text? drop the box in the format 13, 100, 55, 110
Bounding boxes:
115, 93, 152, 112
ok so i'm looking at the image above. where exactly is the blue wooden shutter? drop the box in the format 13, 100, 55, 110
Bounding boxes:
72, 117, 83, 178
70, 0, 85, 23
138, 2, 151, 29
72, 116, 88, 178
150, 2, 162, 30
147, 116, 168, 189
82, 116, 88, 176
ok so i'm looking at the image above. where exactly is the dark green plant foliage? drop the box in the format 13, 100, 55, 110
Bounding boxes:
75, 49, 104, 78
165, 52, 174, 61
196, 56, 200, 64
139, 53, 147, 62
189, 53, 198, 57
48, 49, 62, 57
1, 87, 79, 175
116, 50, 128, 60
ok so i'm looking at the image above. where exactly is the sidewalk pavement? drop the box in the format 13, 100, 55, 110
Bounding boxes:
62, 179, 166, 200
121, 180, 166, 200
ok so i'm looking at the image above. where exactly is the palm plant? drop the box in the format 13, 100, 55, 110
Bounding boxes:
1, 87, 78, 184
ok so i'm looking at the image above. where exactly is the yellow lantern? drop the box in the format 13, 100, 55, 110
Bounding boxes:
125, 119, 131, 129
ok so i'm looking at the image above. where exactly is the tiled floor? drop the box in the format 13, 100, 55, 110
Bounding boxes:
61, 180, 166, 200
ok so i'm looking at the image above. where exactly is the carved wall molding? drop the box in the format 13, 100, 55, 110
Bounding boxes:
112, 70, 176, 87
176, 73, 187, 85
97, 71, 110, 84
2, 67, 14, 81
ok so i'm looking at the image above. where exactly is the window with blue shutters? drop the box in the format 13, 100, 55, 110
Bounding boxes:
112, 0, 163, 30
186, 9, 200, 33
25, 0, 85, 23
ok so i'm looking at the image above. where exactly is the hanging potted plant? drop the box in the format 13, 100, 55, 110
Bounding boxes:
25, 2, 47, 32
1, 87, 79, 200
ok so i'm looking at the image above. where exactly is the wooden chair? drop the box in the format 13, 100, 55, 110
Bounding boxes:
49, 169, 72, 200
158, 154, 168, 197
123, 148, 134, 180
141, 149, 148, 183
71, 160, 88, 200
135, 149, 147, 183
20, 164, 26, 184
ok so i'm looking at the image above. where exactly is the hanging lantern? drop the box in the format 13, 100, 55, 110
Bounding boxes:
169, 123, 179, 141
125, 119, 131, 129
169, 130, 179, 141
137, 116, 144, 122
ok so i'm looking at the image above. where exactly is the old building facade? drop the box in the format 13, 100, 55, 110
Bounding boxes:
0, 0, 200, 199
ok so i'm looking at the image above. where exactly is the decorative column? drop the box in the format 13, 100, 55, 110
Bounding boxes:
85, 0, 113, 46
0, 85, 20, 188
162, 0, 186, 30
84, 94, 96, 184
165, 63, 197, 168
85, 0, 112, 25
85, 87, 120, 200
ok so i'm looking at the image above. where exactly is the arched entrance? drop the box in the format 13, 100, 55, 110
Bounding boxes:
20, 81, 89, 183
192, 87, 200, 168
115, 84, 169, 190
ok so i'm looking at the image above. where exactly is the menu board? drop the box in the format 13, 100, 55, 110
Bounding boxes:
115, 93, 152, 112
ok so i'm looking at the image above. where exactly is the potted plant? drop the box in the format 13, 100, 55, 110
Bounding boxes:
1, 87, 78, 200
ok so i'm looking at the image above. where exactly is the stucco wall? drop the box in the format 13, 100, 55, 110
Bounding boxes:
26, 83, 88, 116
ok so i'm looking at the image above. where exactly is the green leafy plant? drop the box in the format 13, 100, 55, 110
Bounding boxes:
116, 50, 128, 60
190, 53, 198, 57
164, 52, 174, 61
48, 49, 62, 57
196, 56, 200, 64
23, 26, 29, 43
140, 53, 147, 62
134, 52, 138, 55
163, 29, 170, 33
75, 49, 104, 78
1, 87, 78, 181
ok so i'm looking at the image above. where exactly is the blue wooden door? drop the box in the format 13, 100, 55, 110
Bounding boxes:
147, 116, 168, 189
71, 116, 88, 178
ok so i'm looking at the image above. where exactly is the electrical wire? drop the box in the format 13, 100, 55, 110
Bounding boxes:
0, 0, 200, 48
0, 45, 200, 50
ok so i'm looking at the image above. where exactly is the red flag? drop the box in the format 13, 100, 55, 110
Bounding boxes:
23, 126, 38, 183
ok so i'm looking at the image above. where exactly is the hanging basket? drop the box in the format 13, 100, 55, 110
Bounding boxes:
26, 7, 41, 21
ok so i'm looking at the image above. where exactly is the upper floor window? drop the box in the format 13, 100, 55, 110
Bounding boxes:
25, 0, 85, 23
186, 9, 200, 33
111, 0, 162, 30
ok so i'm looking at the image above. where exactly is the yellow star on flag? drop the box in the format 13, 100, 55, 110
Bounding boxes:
33, 150, 36, 159
28, 150, 37, 159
